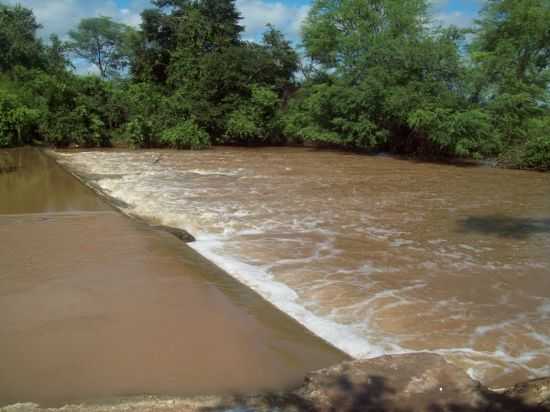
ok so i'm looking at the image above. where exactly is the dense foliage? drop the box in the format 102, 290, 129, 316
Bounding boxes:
68, 16, 134, 79
285, 0, 549, 167
0, 0, 548, 170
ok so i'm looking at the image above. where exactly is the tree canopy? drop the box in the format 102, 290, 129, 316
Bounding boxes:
68, 16, 133, 78
0, 0, 548, 170
0, 3, 43, 71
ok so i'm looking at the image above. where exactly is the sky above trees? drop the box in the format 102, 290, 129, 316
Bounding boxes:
2, 0, 548, 169
5, 0, 486, 45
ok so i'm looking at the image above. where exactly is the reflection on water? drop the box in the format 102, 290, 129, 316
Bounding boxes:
58, 147, 550, 388
0, 148, 108, 214
459, 215, 550, 239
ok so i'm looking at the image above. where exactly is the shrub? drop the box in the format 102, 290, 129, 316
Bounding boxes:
225, 86, 281, 144
40, 112, 81, 147
40, 105, 108, 147
408, 108, 500, 158
282, 82, 390, 150
160, 120, 210, 150
500, 117, 550, 170
0, 91, 40, 147
125, 115, 156, 148
226, 109, 260, 141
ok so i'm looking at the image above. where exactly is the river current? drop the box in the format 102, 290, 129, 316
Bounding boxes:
57, 147, 550, 388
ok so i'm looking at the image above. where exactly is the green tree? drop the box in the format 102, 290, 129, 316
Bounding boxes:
302, 0, 429, 76
471, 0, 550, 97
133, 0, 242, 83
0, 3, 43, 71
260, 24, 299, 96
469, 0, 550, 168
68, 16, 133, 78
288, 0, 490, 156
226, 85, 281, 143
133, 0, 295, 144
45, 34, 71, 74
160, 120, 210, 149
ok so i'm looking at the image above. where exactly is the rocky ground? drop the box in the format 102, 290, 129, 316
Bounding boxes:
2, 354, 548, 412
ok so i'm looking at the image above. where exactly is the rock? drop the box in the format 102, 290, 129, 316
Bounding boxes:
505, 377, 550, 408
154, 225, 196, 243
2, 354, 549, 411
293, 353, 485, 412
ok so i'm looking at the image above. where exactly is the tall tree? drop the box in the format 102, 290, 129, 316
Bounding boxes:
289, 0, 486, 156
261, 24, 299, 96
470, 0, 550, 97
196, 0, 243, 47
302, 0, 430, 77
68, 16, 133, 78
468, 0, 550, 147
0, 3, 43, 71
45, 34, 70, 74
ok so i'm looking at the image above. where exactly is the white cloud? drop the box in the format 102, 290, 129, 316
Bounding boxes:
429, 0, 487, 28
5, 0, 151, 39
236, 0, 310, 43
73, 58, 102, 76
6, 0, 308, 45
433, 10, 476, 28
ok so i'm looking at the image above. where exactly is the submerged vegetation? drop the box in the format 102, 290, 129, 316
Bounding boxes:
0, 0, 548, 169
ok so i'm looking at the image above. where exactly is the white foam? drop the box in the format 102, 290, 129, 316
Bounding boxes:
186, 169, 241, 176
190, 237, 392, 358
56, 150, 550, 385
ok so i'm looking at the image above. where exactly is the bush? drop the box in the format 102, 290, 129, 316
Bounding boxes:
282, 82, 388, 149
123, 83, 176, 147
160, 120, 210, 150
226, 110, 260, 141
408, 108, 500, 158
0, 91, 40, 147
40, 105, 108, 147
487, 93, 543, 143
225, 86, 282, 144
125, 115, 156, 148
40, 112, 81, 147
500, 117, 550, 170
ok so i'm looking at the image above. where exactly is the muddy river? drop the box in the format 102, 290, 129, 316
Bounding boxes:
56, 147, 550, 388
0, 148, 345, 407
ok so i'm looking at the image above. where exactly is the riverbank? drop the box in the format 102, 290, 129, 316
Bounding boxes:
3, 353, 549, 412
0, 148, 346, 407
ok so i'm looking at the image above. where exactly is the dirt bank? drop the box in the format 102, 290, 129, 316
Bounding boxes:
3, 353, 548, 411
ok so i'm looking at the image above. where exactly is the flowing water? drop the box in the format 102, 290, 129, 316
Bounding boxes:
0, 148, 108, 214
0, 148, 346, 407
56, 147, 550, 388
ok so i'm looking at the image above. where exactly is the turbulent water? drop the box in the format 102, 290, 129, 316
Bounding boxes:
1, 149, 345, 407
57, 147, 550, 388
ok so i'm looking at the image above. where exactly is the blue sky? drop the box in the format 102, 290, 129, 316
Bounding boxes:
431, 0, 485, 28
6, 0, 486, 71
7, 0, 486, 43
2, 0, 486, 75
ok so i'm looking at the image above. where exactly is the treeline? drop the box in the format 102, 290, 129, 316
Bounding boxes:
0, 0, 549, 169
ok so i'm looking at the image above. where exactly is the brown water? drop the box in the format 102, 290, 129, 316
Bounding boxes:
0, 148, 346, 407
0, 148, 108, 214
57, 147, 550, 388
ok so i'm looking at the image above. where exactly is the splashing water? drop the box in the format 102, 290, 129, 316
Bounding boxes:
57, 147, 550, 387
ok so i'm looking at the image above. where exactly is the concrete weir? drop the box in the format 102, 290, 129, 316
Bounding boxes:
0, 149, 346, 408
